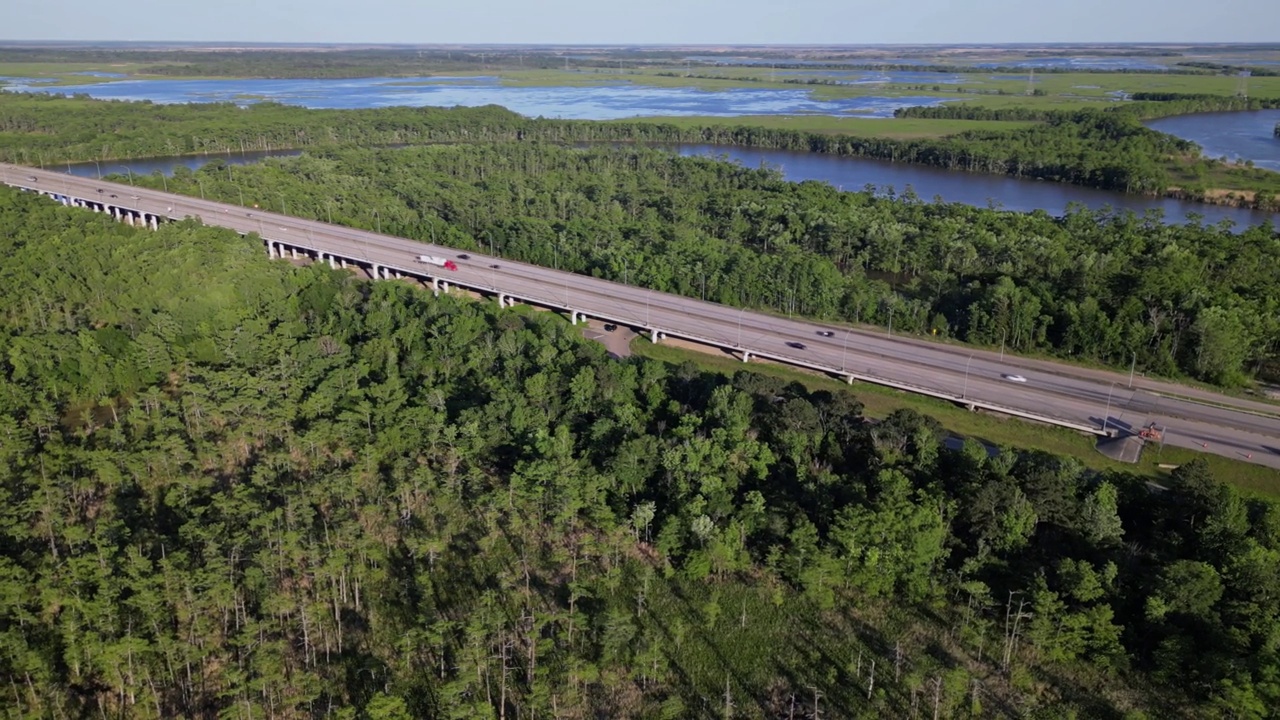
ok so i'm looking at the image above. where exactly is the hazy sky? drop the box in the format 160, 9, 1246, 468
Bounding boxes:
4, 0, 1278, 44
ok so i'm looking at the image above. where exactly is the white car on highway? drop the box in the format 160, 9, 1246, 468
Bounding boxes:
1002, 374, 1027, 383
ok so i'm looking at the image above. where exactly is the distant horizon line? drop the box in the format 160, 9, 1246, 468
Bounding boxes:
3, 40, 1280, 49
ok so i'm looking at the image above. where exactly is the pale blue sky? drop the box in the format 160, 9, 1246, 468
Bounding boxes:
3, 0, 1278, 44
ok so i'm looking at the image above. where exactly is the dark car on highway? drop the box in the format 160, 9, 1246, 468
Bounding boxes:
787, 341, 806, 350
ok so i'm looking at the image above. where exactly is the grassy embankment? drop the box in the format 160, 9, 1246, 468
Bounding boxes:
630, 338, 1280, 501
0, 61, 165, 85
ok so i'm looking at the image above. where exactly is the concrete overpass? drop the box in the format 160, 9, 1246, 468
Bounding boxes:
3, 162, 1280, 472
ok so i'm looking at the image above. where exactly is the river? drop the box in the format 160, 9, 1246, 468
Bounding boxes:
63, 145, 1278, 230
1144, 109, 1280, 172
669, 145, 1277, 228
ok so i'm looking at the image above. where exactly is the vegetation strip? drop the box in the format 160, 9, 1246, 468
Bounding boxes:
3, 187, 1279, 716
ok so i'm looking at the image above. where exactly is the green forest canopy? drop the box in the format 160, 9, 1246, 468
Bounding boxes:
143, 142, 1280, 388
2, 186, 1280, 718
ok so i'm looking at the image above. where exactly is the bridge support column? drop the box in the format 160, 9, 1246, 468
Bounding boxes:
431, 277, 440, 295
291, 247, 298, 259
651, 329, 663, 343
440, 281, 449, 294
149, 214, 158, 230
328, 255, 336, 269
498, 294, 507, 308
373, 265, 382, 280
339, 259, 346, 268
742, 351, 751, 363
845, 375, 854, 384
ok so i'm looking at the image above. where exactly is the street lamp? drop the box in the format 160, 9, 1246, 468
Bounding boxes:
278, 193, 287, 217
841, 329, 851, 373
121, 166, 135, 185
737, 306, 747, 347
1102, 382, 1116, 436
962, 354, 974, 399
1128, 352, 1137, 389
93, 160, 101, 179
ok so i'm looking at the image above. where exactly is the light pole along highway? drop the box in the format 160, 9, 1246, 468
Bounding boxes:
3, 162, 1280, 471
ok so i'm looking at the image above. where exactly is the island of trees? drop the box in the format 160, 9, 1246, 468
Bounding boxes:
3, 183, 1280, 718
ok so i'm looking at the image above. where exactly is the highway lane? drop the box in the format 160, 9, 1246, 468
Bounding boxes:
4, 163, 1279, 471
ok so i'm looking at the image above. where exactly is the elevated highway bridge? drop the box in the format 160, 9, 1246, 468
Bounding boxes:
4, 162, 1279, 472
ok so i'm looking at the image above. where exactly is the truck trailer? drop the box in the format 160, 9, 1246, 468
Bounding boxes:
417, 255, 459, 271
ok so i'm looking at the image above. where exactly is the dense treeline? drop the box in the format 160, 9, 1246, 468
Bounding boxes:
900, 94, 1280, 121
894, 106, 1065, 121
5, 90, 1278, 209
4, 186, 1280, 718
147, 143, 1280, 386
0, 93, 531, 162
1174, 61, 1280, 77
1121, 94, 1280, 114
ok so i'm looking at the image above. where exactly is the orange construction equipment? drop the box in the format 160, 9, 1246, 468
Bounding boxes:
1138, 423, 1163, 442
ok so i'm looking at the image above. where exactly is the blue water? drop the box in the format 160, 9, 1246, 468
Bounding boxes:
0, 76, 56, 86
974, 57, 1171, 71
59, 143, 1278, 231
774, 70, 971, 85
0, 75, 952, 120
1145, 109, 1280, 171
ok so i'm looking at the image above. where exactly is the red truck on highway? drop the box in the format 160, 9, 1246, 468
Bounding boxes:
417, 255, 458, 271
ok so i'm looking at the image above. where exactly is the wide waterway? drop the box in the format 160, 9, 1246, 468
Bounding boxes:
62, 145, 1276, 230
1144, 109, 1280, 172
0, 75, 947, 120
